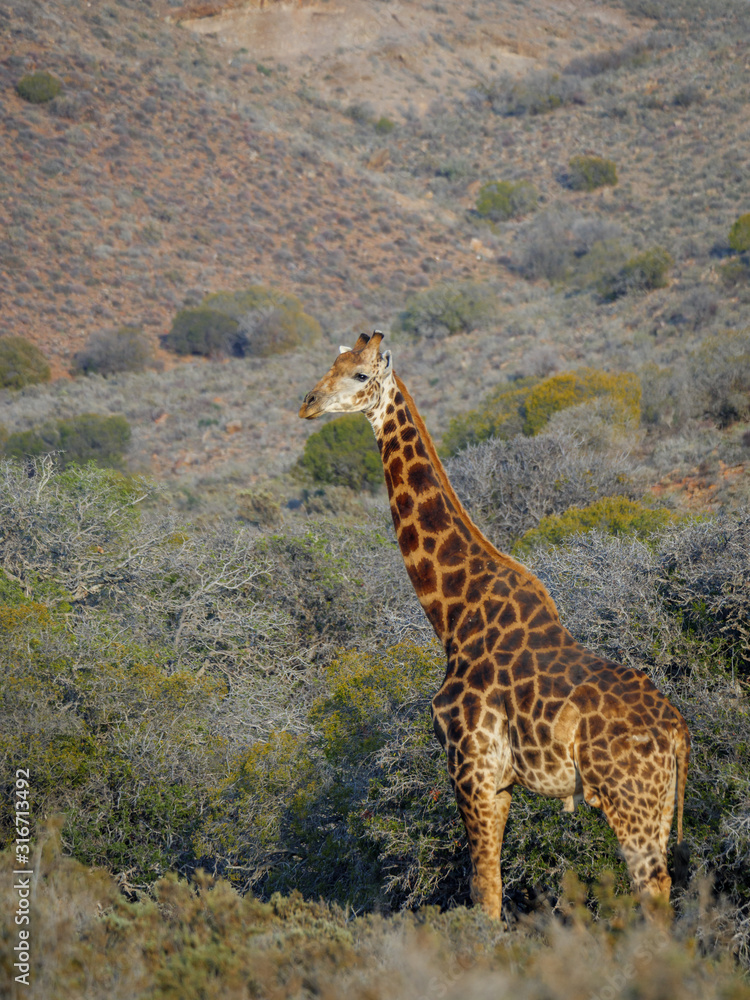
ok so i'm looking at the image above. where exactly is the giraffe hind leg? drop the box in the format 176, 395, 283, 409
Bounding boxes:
598, 791, 672, 916
452, 773, 512, 921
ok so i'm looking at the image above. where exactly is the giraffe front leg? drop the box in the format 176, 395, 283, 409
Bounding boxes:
453, 775, 512, 920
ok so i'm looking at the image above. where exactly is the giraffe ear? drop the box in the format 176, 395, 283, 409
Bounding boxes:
383, 350, 392, 370
339, 345, 352, 354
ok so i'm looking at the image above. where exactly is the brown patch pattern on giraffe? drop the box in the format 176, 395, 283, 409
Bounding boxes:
300, 336, 690, 922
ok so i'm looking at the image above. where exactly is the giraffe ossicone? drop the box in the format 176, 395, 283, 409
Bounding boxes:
300, 333, 690, 920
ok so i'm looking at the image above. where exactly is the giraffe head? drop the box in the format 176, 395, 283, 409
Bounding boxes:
299, 332, 393, 420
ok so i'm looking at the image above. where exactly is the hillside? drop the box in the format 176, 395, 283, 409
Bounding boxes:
1, 0, 749, 498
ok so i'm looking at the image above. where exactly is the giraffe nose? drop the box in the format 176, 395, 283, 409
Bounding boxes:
304, 392, 316, 405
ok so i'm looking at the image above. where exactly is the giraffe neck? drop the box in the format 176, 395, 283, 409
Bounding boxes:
367, 374, 559, 649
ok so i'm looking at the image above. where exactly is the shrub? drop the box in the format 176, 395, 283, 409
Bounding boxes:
523, 369, 641, 436
475, 180, 537, 221
442, 369, 640, 455
513, 496, 679, 557
16, 70, 62, 103
728, 212, 750, 254
0, 336, 51, 389
719, 258, 750, 288
196, 644, 447, 905
374, 116, 396, 134
688, 328, 750, 427
203, 286, 321, 356
440, 378, 540, 455
394, 282, 496, 340
163, 287, 321, 359
71, 326, 157, 376
2, 414, 131, 469
514, 210, 626, 285
236, 305, 315, 358
296, 415, 382, 492
445, 429, 637, 550
672, 83, 705, 107
488, 70, 582, 116
162, 308, 240, 357
599, 246, 673, 300
237, 489, 283, 527
567, 155, 618, 191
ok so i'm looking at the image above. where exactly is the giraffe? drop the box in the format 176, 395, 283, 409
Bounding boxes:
299, 332, 690, 920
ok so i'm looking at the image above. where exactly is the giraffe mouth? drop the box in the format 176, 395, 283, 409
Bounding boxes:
299, 392, 326, 419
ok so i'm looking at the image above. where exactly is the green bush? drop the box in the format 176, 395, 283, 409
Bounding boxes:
599, 246, 673, 300
728, 212, 750, 253
513, 497, 679, 557
719, 258, 750, 288
196, 644, 445, 905
16, 70, 62, 103
2, 414, 131, 469
475, 180, 538, 221
0, 336, 51, 389
296, 415, 382, 492
71, 326, 157, 376
394, 282, 496, 340
374, 116, 396, 134
523, 369, 641, 436
162, 308, 240, 357
568, 155, 618, 191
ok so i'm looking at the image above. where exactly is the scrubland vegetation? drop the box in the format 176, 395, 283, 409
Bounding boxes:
1, 0, 750, 994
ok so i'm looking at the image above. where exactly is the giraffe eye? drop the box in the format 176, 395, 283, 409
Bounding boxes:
354, 373, 369, 382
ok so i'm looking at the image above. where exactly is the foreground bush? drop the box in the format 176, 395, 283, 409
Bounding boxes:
393, 281, 497, 340
475, 180, 537, 221
296, 414, 382, 492
71, 326, 158, 376
2, 413, 131, 468
16, 70, 62, 103
568, 155, 618, 191
2, 829, 749, 1000
0, 461, 749, 956
0, 336, 51, 389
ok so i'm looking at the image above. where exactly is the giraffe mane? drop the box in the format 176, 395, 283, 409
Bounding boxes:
394, 374, 559, 617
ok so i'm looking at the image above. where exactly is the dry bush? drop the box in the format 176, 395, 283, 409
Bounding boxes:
71, 326, 160, 376
687, 328, 750, 427
445, 430, 638, 551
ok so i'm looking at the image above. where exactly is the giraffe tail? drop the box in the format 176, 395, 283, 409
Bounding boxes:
673, 725, 690, 887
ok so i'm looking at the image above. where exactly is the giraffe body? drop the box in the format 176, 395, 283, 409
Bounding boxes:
300, 333, 690, 919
